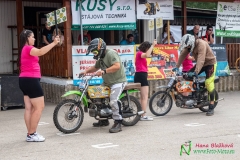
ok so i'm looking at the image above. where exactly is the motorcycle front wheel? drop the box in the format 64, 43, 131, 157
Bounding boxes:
53, 99, 84, 133
199, 89, 219, 112
121, 95, 141, 126
149, 91, 173, 116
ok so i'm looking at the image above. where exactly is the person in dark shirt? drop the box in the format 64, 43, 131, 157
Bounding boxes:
78, 30, 91, 45
202, 25, 214, 44
42, 22, 54, 45
187, 25, 200, 39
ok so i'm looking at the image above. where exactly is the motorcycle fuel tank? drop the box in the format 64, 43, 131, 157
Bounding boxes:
87, 86, 111, 99
176, 81, 194, 93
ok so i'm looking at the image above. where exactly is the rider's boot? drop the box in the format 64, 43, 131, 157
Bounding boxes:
109, 120, 122, 133
93, 119, 109, 127
206, 104, 214, 116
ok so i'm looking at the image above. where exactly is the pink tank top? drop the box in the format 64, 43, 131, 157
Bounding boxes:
182, 54, 193, 72
135, 51, 148, 72
19, 45, 41, 78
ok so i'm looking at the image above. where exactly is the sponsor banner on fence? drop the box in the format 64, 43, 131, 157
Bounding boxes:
72, 45, 135, 86
72, 44, 230, 86
216, 2, 240, 37
137, 0, 173, 20
209, 44, 230, 76
134, 44, 179, 80
71, 0, 136, 30
194, 44, 230, 77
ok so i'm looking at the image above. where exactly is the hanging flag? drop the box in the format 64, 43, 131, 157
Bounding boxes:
46, 7, 67, 27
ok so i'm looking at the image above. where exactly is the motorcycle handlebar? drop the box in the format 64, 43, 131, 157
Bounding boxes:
171, 71, 199, 79
78, 73, 95, 80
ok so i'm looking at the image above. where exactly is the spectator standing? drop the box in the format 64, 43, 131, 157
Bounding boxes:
120, 34, 135, 45
162, 24, 175, 44
187, 25, 200, 39
19, 29, 60, 142
78, 30, 91, 45
134, 39, 157, 121
42, 22, 54, 45
202, 25, 214, 44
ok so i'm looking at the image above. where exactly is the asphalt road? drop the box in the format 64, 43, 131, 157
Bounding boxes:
0, 91, 239, 160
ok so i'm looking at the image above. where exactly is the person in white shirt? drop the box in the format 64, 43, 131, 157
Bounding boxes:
161, 24, 175, 44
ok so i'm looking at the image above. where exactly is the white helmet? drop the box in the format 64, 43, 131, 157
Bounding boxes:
179, 34, 195, 53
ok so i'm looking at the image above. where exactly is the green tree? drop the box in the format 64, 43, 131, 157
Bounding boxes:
174, 1, 217, 10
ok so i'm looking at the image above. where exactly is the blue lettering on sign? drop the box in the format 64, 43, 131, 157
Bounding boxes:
73, 79, 103, 86
73, 76, 134, 86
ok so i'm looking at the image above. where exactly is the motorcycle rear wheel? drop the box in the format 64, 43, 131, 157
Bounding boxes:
53, 99, 84, 133
199, 89, 219, 112
121, 96, 141, 126
149, 91, 173, 116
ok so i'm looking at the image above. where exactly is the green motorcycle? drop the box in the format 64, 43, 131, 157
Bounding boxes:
53, 75, 143, 133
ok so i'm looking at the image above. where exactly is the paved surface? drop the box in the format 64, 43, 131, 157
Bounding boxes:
0, 91, 239, 160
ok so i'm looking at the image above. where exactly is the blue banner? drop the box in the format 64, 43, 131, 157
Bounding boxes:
198, 44, 230, 77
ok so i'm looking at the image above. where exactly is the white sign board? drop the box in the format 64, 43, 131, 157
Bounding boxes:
71, 0, 136, 30
216, 2, 240, 37
137, 0, 173, 20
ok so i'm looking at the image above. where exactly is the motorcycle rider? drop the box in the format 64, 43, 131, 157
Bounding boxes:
80, 38, 127, 133
173, 34, 217, 116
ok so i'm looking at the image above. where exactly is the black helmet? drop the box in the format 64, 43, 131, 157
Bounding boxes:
86, 38, 106, 60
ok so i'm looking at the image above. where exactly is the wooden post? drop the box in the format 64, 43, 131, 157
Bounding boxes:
167, 20, 170, 44
181, 1, 187, 36
63, 0, 72, 78
16, 0, 23, 69
110, 30, 114, 44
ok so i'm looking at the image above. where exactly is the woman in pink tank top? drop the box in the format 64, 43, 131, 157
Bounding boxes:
19, 29, 60, 142
134, 40, 157, 121
182, 53, 194, 73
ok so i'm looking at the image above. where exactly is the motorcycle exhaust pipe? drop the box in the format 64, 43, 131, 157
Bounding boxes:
122, 111, 144, 118
195, 98, 224, 108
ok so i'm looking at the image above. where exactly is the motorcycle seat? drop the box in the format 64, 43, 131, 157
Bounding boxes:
124, 83, 141, 90
199, 76, 219, 84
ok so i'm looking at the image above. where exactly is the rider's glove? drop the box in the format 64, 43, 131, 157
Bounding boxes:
172, 67, 179, 72
187, 72, 197, 78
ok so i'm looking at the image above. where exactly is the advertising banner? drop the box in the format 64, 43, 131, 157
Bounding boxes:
193, 44, 230, 77
209, 44, 230, 76
71, 0, 136, 30
216, 2, 240, 37
72, 45, 135, 86
72, 44, 230, 86
137, 0, 174, 20
134, 44, 179, 80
